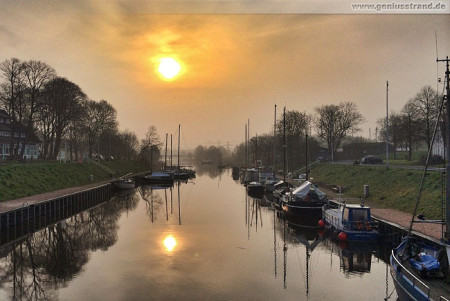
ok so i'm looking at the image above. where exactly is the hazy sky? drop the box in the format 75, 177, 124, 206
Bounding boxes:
1, 1, 449, 151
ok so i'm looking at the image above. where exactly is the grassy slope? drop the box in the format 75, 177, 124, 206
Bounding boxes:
0, 160, 147, 201
310, 163, 443, 220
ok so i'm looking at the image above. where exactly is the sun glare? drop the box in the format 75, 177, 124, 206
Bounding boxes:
163, 235, 177, 252
158, 57, 181, 80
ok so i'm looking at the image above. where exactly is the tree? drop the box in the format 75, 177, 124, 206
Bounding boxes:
139, 126, 162, 167
314, 101, 364, 160
0, 58, 25, 159
38, 77, 85, 160
19, 60, 56, 157
80, 99, 117, 158
377, 112, 406, 159
406, 86, 439, 150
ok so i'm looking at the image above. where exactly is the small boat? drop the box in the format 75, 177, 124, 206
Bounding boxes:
113, 178, 135, 190
247, 181, 265, 198
144, 171, 174, 184
281, 181, 327, 218
321, 201, 379, 242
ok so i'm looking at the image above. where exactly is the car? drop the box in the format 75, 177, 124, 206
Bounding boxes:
361, 155, 383, 164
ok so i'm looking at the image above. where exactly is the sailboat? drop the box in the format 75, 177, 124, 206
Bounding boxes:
390, 57, 450, 301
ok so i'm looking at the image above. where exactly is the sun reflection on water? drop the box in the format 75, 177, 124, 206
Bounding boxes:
163, 235, 177, 252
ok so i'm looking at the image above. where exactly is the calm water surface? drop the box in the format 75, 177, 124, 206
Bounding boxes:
0, 168, 398, 300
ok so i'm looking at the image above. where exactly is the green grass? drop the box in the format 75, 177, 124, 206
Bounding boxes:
0, 160, 148, 202
310, 163, 444, 219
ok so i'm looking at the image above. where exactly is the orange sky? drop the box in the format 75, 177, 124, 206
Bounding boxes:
1, 1, 449, 151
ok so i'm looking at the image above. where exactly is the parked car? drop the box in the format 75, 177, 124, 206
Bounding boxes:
361, 155, 383, 164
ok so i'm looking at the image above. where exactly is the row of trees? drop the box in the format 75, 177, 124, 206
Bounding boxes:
0, 58, 163, 165
232, 102, 363, 171
232, 84, 443, 171
377, 85, 444, 160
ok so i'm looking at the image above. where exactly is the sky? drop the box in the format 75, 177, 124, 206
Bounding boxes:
1, 1, 449, 152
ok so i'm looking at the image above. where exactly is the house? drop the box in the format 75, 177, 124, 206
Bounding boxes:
0, 110, 41, 159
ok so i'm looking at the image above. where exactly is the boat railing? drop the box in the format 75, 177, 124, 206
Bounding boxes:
391, 249, 431, 299
440, 296, 449, 301
346, 220, 378, 231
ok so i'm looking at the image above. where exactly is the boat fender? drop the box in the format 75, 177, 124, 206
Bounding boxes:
357, 221, 363, 230
338, 232, 348, 241
318, 219, 325, 227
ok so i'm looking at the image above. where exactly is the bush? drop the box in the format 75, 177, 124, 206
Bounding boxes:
418, 154, 444, 165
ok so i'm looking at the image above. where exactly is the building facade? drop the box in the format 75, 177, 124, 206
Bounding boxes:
0, 110, 40, 159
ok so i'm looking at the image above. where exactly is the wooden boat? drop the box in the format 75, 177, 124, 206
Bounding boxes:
321, 201, 379, 242
390, 58, 450, 301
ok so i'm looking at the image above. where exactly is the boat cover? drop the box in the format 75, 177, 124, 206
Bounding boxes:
291, 181, 327, 201
409, 253, 440, 271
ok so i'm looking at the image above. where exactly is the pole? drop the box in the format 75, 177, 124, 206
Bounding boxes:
283, 107, 286, 182
170, 134, 173, 169
165, 133, 168, 169
274, 104, 277, 170
245, 124, 248, 168
437, 56, 450, 239
177, 125, 181, 171
305, 131, 309, 181
386, 81, 389, 169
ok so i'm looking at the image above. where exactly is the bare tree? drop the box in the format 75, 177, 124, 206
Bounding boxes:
80, 99, 117, 158
314, 101, 364, 160
406, 86, 439, 150
19, 60, 56, 157
0, 58, 25, 159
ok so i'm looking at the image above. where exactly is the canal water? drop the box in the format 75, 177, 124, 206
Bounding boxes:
0, 168, 398, 300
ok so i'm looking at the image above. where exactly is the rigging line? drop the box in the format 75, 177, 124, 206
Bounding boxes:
405, 77, 446, 243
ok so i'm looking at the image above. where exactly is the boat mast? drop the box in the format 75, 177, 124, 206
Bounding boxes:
165, 133, 168, 170
274, 104, 277, 170
437, 56, 450, 240
283, 107, 286, 182
177, 124, 181, 171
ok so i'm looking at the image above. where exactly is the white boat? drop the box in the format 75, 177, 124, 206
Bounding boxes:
114, 178, 135, 190
390, 58, 450, 301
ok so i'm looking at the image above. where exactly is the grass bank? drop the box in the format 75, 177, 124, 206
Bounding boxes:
310, 163, 443, 220
0, 160, 148, 202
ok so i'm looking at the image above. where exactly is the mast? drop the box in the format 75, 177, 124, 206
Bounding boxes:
165, 133, 168, 169
437, 56, 450, 240
274, 104, 277, 169
177, 124, 181, 171
283, 107, 286, 182
170, 134, 173, 169
306, 130, 309, 181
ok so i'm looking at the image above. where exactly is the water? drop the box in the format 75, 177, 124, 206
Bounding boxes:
0, 169, 397, 300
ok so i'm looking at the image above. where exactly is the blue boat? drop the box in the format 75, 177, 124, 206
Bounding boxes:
321, 202, 379, 242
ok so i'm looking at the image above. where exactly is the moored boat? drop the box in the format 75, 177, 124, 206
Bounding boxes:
321, 201, 378, 242
281, 181, 327, 219
113, 178, 135, 190
390, 57, 450, 301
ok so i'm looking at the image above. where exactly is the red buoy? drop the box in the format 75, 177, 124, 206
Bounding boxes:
318, 219, 325, 227
338, 231, 348, 241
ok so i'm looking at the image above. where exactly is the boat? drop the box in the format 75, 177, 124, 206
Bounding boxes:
113, 177, 135, 190
247, 181, 265, 198
281, 180, 327, 218
390, 57, 450, 301
321, 201, 379, 242
143, 171, 174, 184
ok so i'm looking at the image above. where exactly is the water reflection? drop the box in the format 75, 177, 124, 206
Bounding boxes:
0, 192, 139, 301
163, 235, 177, 252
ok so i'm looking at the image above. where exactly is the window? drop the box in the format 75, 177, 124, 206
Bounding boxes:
352, 209, 369, 221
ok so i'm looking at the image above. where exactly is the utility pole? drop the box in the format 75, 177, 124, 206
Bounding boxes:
437, 56, 450, 240
386, 81, 389, 169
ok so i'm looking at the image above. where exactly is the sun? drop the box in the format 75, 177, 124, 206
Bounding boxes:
158, 57, 181, 80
